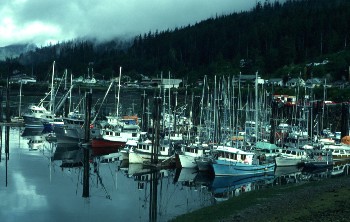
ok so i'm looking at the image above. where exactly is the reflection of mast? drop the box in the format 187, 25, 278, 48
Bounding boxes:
149, 171, 159, 222
82, 92, 92, 198
93, 162, 111, 199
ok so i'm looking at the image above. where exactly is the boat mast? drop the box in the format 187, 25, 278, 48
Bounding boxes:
50, 61, 55, 112
116, 67, 122, 117
19, 80, 22, 117
168, 71, 171, 139
255, 71, 259, 141
198, 75, 207, 143
69, 72, 72, 113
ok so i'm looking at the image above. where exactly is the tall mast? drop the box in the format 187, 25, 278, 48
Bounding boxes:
50, 61, 55, 112
69, 72, 72, 113
19, 80, 22, 117
116, 67, 122, 117
255, 71, 259, 141
168, 71, 171, 136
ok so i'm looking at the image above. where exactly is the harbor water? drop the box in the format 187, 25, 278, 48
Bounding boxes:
1, 126, 350, 222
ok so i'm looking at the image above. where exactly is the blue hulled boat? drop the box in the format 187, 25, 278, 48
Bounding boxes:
211, 145, 275, 176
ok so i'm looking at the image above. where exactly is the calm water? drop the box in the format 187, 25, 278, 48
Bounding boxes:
1, 127, 350, 222
0, 127, 213, 222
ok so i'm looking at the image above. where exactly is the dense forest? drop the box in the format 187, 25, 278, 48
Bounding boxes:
1, 0, 350, 84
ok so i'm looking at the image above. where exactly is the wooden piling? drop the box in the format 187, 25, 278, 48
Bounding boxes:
269, 101, 278, 144
341, 102, 349, 138
82, 92, 92, 198
141, 91, 148, 132
151, 97, 162, 165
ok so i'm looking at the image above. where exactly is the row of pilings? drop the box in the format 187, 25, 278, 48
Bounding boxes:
0, 80, 14, 187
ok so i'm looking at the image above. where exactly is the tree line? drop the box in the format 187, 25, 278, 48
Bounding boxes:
1, 0, 350, 85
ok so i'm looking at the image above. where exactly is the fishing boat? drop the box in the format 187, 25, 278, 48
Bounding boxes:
119, 139, 138, 161
22, 104, 55, 127
252, 141, 281, 162
42, 117, 64, 132
23, 62, 58, 128
54, 111, 86, 144
92, 116, 140, 155
303, 149, 333, 169
178, 143, 211, 168
275, 148, 309, 167
211, 145, 275, 177
322, 144, 350, 161
318, 136, 350, 161
128, 137, 175, 166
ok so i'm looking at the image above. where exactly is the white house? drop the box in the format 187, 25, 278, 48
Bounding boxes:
305, 78, 321, 88
286, 78, 305, 88
160, 78, 182, 89
268, 78, 283, 86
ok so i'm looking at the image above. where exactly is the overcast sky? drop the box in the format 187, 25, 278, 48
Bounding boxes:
0, 0, 264, 47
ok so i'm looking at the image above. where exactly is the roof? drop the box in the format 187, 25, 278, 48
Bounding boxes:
255, 141, 278, 150
269, 78, 283, 82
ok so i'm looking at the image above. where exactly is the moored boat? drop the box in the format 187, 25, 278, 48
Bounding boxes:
178, 143, 211, 168
212, 145, 275, 177
275, 148, 309, 167
303, 149, 333, 169
128, 138, 175, 166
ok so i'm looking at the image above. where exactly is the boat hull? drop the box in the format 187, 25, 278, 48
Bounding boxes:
212, 159, 275, 176
178, 154, 197, 168
196, 157, 213, 171
91, 138, 125, 156
129, 150, 174, 165
275, 156, 305, 167
22, 115, 43, 127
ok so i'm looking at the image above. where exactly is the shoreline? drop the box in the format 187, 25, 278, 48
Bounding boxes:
171, 174, 350, 222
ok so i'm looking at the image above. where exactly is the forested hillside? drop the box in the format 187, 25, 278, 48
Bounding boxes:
1, 0, 350, 84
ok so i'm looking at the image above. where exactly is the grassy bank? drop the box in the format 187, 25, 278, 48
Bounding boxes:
171, 176, 350, 222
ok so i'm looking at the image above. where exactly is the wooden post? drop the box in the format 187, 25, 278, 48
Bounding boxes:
0, 87, 3, 162
341, 102, 349, 138
5, 78, 10, 160
82, 92, 92, 198
151, 97, 162, 165
141, 91, 148, 132
5, 78, 10, 186
270, 101, 278, 144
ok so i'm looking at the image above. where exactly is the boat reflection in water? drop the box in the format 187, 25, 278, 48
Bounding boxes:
119, 163, 213, 221
52, 144, 83, 168
274, 160, 350, 186
4, 127, 350, 221
209, 173, 275, 202
21, 127, 46, 151
21, 126, 45, 137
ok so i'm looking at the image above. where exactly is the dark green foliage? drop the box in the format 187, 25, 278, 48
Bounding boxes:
1, 0, 350, 85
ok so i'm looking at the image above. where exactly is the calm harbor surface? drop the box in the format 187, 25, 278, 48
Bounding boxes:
0, 127, 213, 222
1, 127, 350, 222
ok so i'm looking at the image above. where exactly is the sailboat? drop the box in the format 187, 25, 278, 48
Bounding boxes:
22, 62, 56, 127
92, 67, 140, 156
